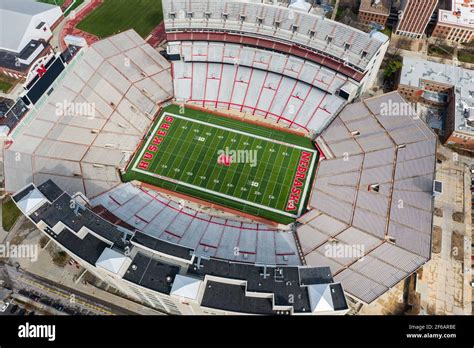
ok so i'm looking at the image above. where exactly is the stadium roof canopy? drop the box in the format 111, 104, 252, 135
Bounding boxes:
299, 91, 437, 303
4, 30, 173, 197
0, 0, 62, 52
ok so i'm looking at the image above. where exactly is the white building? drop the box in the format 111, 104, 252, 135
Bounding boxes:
13, 180, 349, 315
0, 0, 63, 79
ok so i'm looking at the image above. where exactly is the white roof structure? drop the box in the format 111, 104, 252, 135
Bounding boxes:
438, 0, 474, 28
170, 275, 202, 300
96, 248, 129, 274
15, 186, 47, 215
0, 0, 62, 53
289, 0, 312, 12
4, 30, 173, 196
308, 284, 334, 313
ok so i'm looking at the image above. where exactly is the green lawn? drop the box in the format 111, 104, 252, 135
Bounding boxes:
2, 198, 22, 232
428, 44, 454, 59
380, 27, 392, 38
458, 49, 474, 64
123, 105, 318, 225
76, 0, 163, 38
0, 80, 12, 93
0, 75, 16, 93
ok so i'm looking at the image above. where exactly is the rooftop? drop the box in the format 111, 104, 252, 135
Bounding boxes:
123, 252, 180, 295
438, 0, 474, 28
13, 179, 348, 315
55, 228, 111, 265
359, 0, 392, 16
0, 39, 47, 73
399, 56, 474, 134
187, 259, 341, 313
0, 0, 61, 52
201, 281, 275, 314
28, 183, 130, 250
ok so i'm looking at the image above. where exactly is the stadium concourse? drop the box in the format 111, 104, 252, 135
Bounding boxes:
7, 0, 436, 313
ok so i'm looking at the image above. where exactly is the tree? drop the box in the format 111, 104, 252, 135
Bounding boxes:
384, 60, 402, 78
52, 251, 68, 267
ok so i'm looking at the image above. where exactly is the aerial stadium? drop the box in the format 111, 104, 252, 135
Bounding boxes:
7, 0, 436, 315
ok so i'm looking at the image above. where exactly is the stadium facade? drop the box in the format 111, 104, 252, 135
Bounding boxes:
13, 180, 349, 315
7, 0, 437, 314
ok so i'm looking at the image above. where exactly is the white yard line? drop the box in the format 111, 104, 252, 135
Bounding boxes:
132, 167, 298, 218
132, 112, 317, 218
166, 113, 318, 153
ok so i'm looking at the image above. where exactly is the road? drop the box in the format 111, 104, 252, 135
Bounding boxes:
1, 262, 135, 315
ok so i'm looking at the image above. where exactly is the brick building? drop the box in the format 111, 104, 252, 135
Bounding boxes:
358, 0, 392, 28
432, 0, 474, 43
395, 0, 438, 38
399, 57, 474, 152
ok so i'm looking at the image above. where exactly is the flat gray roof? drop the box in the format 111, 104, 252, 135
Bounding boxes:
400, 56, 474, 135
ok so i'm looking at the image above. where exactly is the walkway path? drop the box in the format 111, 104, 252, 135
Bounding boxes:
59, 0, 102, 50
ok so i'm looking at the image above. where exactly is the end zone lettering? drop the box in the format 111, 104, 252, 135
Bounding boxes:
286, 151, 312, 211
138, 116, 174, 170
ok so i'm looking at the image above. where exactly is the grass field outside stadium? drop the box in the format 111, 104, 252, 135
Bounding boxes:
123, 105, 318, 225
76, 0, 163, 38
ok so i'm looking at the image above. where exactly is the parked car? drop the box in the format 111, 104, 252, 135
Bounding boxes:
40, 298, 51, 306
0, 302, 10, 312
53, 304, 64, 312
28, 311, 35, 316
18, 289, 29, 297
9, 304, 18, 314
17, 308, 26, 316
64, 307, 75, 315
30, 294, 41, 302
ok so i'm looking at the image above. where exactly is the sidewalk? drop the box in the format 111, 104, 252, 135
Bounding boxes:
417, 145, 472, 315
59, 0, 102, 51
73, 282, 165, 315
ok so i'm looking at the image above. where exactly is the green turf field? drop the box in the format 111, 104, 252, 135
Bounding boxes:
76, 0, 163, 38
123, 105, 318, 225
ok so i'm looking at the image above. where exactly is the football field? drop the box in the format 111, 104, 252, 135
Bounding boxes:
124, 105, 318, 224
